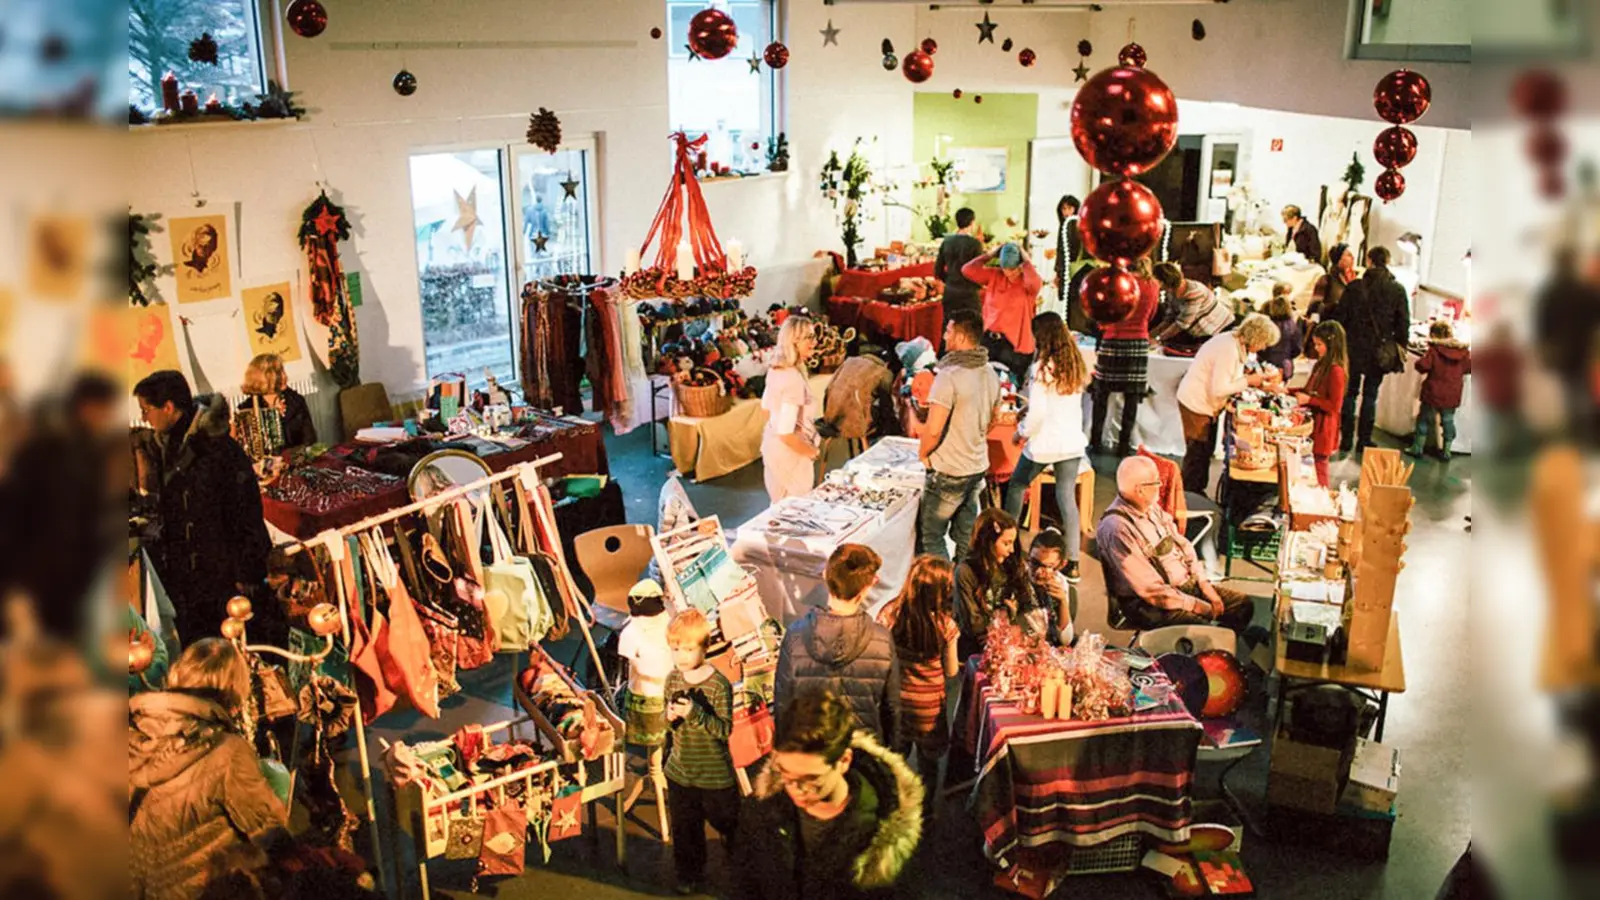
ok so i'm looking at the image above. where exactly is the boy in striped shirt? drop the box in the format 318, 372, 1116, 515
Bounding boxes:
664, 609, 739, 895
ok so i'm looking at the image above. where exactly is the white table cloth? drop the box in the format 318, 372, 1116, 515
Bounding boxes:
1079, 339, 1197, 457
1375, 358, 1474, 453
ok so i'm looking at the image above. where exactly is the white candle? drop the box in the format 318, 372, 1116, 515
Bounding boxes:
676, 241, 694, 282
726, 239, 744, 271
624, 248, 641, 275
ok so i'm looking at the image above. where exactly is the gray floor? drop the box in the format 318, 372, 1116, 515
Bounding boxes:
370, 419, 1471, 899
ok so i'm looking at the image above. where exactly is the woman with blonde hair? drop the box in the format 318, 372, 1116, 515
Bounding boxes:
1175, 312, 1285, 493
760, 315, 821, 501
131, 638, 288, 899
1004, 313, 1090, 583
238, 353, 317, 452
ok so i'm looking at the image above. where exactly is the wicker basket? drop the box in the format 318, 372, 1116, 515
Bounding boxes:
674, 368, 731, 418
992, 401, 1027, 429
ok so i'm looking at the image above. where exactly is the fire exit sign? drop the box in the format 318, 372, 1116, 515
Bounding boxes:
1270, 139, 1284, 152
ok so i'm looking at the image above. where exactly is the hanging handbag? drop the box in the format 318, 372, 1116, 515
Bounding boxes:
342, 537, 397, 725
363, 530, 442, 719
478, 802, 529, 876
428, 514, 496, 669
526, 552, 572, 643
1364, 286, 1407, 374
547, 788, 584, 843
479, 495, 550, 650
729, 692, 775, 770
444, 810, 487, 860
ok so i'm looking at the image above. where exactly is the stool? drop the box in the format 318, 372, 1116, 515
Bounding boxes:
1020, 466, 1096, 542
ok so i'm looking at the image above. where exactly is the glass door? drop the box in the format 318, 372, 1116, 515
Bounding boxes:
512, 145, 599, 285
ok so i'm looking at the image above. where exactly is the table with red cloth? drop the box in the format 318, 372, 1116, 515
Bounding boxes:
260, 416, 608, 539
961, 658, 1200, 862
826, 261, 943, 346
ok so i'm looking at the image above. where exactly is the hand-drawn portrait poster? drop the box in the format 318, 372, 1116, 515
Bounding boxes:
168, 213, 233, 304
127, 304, 183, 382
241, 281, 302, 362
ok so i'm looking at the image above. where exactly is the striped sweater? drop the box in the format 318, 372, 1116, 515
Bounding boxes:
664, 668, 736, 789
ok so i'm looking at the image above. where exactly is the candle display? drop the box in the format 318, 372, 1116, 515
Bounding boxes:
675, 241, 694, 283
161, 73, 181, 113
180, 90, 199, 114
204, 94, 223, 113
624, 248, 642, 275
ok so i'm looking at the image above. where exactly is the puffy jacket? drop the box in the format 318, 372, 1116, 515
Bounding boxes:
1330, 268, 1409, 375
731, 729, 924, 900
130, 691, 288, 900
775, 608, 902, 747
1416, 339, 1472, 410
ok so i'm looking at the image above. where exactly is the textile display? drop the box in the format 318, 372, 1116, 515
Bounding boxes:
298, 192, 359, 388
826, 295, 945, 348
961, 661, 1200, 859
520, 275, 624, 419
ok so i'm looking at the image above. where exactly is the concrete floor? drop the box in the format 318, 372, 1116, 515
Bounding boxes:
370, 419, 1471, 899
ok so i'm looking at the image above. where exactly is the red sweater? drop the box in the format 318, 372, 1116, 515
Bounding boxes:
962, 256, 1043, 354
1301, 364, 1347, 457
1100, 276, 1160, 341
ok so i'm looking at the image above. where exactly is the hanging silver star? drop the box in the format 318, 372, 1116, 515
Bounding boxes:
820, 19, 840, 47
976, 13, 998, 44
560, 176, 579, 200
748, 51, 761, 74
532, 232, 549, 252
1073, 61, 1090, 83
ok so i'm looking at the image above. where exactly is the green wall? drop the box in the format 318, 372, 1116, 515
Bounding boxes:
911, 91, 1038, 241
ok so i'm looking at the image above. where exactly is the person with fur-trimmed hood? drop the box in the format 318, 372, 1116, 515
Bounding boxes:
134, 370, 276, 647
732, 686, 924, 900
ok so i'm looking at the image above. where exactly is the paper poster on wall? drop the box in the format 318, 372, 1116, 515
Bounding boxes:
25, 214, 91, 301
127, 304, 183, 383
168, 213, 234, 304
952, 147, 1009, 194
241, 281, 302, 363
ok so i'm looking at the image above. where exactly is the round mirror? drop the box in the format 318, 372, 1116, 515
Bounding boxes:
408, 449, 493, 504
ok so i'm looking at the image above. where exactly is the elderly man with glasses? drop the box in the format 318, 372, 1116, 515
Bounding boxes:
1096, 456, 1255, 633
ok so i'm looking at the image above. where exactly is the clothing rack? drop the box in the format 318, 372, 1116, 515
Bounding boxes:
282, 452, 614, 897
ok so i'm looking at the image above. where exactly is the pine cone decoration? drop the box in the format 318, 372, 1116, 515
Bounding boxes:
189, 33, 220, 65
526, 107, 562, 154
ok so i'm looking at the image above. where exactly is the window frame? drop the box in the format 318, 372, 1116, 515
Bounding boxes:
128, 0, 288, 114
1344, 0, 1470, 63
665, 0, 785, 178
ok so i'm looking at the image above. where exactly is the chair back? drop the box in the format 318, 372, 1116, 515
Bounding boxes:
1137, 446, 1187, 521
1135, 624, 1237, 658
573, 524, 657, 625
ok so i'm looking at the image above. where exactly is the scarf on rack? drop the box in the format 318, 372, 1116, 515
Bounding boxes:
936, 347, 990, 372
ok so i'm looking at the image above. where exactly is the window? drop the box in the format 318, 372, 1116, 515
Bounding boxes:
129, 0, 269, 112
666, 0, 780, 176
409, 143, 600, 392
1347, 0, 1470, 62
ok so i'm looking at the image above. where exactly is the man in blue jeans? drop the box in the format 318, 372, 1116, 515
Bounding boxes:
918, 310, 1001, 561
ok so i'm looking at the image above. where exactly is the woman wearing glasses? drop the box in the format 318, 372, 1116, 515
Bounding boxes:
733, 687, 924, 900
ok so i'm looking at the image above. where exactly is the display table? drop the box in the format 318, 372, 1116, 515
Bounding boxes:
668, 372, 832, 482
1079, 340, 1197, 457
1224, 257, 1326, 316
826, 296, 944, 346
731, 437, 923, 625
829, 260, 936, 301
1375, 354, 1474, 453
961, 658, 1199, 859
1274, 602, 1407, 741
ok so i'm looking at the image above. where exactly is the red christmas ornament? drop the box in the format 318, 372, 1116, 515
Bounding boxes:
974, 94, 984, 104
1540, 167, 1567, 200
1527, 126, 1567, 168
952, 89, 963, 99
1018, 48, 1037, 68
1081, 265, 1142, 325
1374, 168, 1406, 202
1373, 69, 1431, 125
687, 8, 739, 61
286, 0, 328, 39
902, 50, 934, 84
763, 41, 789, 69
921, 38, 938, 55
651, 27, 663, 40
1372, 126, 1418, 170
1080, 180, 1165, 267
1512, 70, 1566, 120
1117, 42, 1147, 68
1070, 67, 1179, 177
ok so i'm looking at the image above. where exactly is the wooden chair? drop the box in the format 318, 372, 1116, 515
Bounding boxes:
1018, 462, 1097, 542
572, 524, 657, 632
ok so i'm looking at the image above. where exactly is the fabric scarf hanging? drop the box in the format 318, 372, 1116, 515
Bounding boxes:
589, 286, 634, 430
298, 192, 360, 389
519, 281, 582, 413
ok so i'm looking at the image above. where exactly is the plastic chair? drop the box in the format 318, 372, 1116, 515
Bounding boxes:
1134, 623, 1236, 657
573, 524, 657, 632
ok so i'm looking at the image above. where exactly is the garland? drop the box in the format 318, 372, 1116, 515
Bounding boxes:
297, 191, 360, 389
619, 265, 756, 301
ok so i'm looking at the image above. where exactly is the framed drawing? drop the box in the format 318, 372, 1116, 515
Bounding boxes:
241, 281, 303, 362
168, 213, 234, 304
951, 147, 1009, 194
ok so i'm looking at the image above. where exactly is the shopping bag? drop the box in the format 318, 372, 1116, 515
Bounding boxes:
477, 804, 528, 876
444, 811, 486, 860
548, 789, 584, 842
478, 495, 549, 649
729, 695, 775, 769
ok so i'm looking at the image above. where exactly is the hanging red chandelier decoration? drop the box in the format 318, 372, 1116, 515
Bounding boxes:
621, 132, 757, 301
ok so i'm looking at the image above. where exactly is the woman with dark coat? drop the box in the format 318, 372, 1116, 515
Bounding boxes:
1327, 246, 1411, 452
1307, 242, 1358, 325
732, 687, 924, 900
238, 353, 318, 453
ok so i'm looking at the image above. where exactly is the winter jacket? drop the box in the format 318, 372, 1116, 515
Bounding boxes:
1260, 316, 1304, 380
731, 729, 924, 900
1301, 365, 1348, 457
1416, 339, 1472, 410
1329, 268, 1409, 376
147, 395, 273, 643
824, 356, 896, 441
775, 608, 902, 747
130, 691, 288, 900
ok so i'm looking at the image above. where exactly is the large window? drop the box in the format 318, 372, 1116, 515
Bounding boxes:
667, 0, 779, 175
409, 143, 599, 392
130, 0, 269, 112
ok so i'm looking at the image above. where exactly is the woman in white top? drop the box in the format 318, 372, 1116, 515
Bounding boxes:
1003, 312, 1090, 582
1174, 313, 1284, 494
760, 315, 821, 501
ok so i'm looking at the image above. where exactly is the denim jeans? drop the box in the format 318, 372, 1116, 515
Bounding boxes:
1341, 370, 1383, 450
1412, 404, 1457, 454
1002, 454, 1082, 561
918, 470, 988, 562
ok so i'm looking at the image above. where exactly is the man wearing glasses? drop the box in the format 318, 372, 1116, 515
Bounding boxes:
1096, 456, 1254, 632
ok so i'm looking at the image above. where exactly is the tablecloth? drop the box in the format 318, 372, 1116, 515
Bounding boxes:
962, 661, 1199, 860
1079, 340, 1196, 457
830, 261, 936, 301
1375, 354, 1473, 453
1225, 258, 1326, 316
668, 373, 833, 482
827, 296, 945, 347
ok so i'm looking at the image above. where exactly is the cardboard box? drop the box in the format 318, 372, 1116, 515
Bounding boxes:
1266, 733, 1345, 814
1341, 737, 1401, 814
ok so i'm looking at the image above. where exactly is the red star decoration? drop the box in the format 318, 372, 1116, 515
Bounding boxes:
313, 208, 342, 238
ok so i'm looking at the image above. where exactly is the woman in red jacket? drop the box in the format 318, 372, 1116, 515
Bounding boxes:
1293, 321, 1349, 487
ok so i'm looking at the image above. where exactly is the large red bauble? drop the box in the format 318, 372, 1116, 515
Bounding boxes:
1070, 67, 1179, 176
1196, 650, 1246, 718
1080, 265, 1142, 325
1374, 168, 1406, 202
286, 0, 327, 39
902, 50, 934, 84
1372, 126, 1418, 170
762, 41, 789, 69
1512, 69, 1566, 120
1018, 48, 1037, 68
1527, 126, 1567, 168
1540, 167, 1567, 200
1079, 179, 1165, 266
687, 8, 739, 61
1373, 69, 1431, 124
1118, 42, 1147, 68
921, 38, 938, 56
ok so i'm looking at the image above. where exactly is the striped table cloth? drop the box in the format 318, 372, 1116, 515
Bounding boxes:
962, 659, 1201, 862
